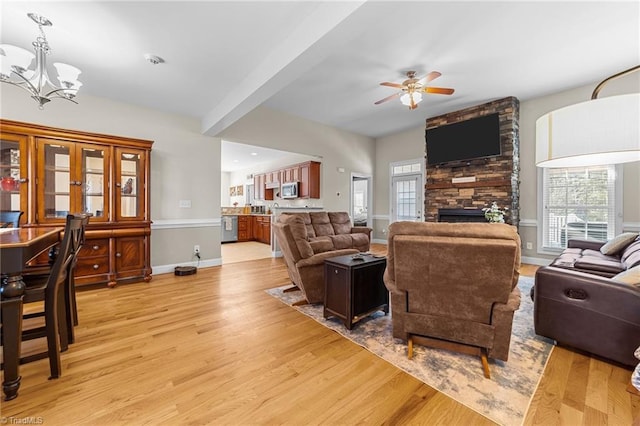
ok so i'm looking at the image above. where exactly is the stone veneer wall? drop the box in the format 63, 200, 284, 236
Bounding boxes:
425, 96, 520, 226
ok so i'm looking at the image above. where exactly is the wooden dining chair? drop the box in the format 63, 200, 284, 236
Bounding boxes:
20, 214, 80, 379
22, 213, 89, 346
0, 210, 23, 228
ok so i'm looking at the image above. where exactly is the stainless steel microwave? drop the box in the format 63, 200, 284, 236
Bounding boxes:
281, 182, 299, 199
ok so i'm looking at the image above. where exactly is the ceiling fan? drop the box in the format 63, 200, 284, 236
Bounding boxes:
375, 71, 455, 110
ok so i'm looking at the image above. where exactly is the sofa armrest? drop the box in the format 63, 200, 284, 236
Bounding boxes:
296, 249, 359, 268
351, 226, 372, 237
534, 265, 640, 366
567, 239, 605, 250
535, 266, 640, 318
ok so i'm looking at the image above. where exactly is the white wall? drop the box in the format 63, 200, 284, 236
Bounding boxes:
373, 73, 640, 257
1, 86, 222, 271
372, 125, 426, 240
519, 71, 639, 262
219, 106, 376, 212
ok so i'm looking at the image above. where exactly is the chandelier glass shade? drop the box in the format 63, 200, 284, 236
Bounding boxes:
0, 13, 82, 109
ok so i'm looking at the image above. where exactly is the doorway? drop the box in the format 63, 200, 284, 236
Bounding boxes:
390, 159, 424, 223
351, 173, 372, 227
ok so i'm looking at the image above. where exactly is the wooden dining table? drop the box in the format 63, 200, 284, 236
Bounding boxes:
1, 226, 62, 401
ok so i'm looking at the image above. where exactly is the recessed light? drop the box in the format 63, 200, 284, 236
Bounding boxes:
233, 160, 239, 163
250, 152, 258, 156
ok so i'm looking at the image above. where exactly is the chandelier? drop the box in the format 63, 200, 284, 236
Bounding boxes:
0, 13, 82, 109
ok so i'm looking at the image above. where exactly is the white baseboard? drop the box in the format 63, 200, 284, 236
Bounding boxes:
372, 238, 388, 244
521, 256, 552, 266
153, 258, 222, 275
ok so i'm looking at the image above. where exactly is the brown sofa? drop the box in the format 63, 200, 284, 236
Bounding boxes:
534, 235, 640, 366
273, 212, 370, 304
278, 211, 372, 252
384, 221, 521, 377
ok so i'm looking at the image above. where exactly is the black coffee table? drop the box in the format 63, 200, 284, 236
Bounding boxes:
323, 253, 388, 330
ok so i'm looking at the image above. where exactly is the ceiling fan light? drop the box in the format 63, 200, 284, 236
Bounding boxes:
0, 44, 35, 74
400, 92, 422, 106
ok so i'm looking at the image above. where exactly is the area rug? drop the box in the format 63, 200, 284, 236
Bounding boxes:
265, 276, 553, 426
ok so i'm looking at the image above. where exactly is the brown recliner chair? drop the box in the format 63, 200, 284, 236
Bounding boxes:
384, 221, 522, 378
273, 214, 359, 304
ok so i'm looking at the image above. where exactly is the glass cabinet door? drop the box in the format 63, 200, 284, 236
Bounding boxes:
115, 147, 146, 221
79, 145, 109, 222
0, 132, 28, 218
37, 139, 74, 222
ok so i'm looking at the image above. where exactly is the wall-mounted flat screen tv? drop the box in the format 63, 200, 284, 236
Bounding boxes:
426, 113, 501, 166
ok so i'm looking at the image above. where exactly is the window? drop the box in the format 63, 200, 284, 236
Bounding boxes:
539, 165, 621, 251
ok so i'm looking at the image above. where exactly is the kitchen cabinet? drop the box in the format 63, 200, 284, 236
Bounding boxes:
282, 166, 300, 183
238, 215, 252, 242
0, 119, 152, 288
251, 215, 270, 245
253, 174, 264, 200
265, 170, 280, 184
252, 173, 273, 201
299, 161, 321, 199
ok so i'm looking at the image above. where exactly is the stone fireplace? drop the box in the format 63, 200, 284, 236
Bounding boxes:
425, 97, 520, 226
437, 208, 486, 223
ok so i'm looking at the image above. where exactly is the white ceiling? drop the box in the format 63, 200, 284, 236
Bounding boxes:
1, 2, 639, 149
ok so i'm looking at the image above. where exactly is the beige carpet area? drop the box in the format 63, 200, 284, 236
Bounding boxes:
266, 276, 553, 426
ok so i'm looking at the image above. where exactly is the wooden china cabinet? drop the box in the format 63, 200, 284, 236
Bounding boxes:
0, 119, 152, 288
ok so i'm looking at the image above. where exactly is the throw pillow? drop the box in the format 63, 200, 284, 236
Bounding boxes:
612, 266, 640, 287
600, 232, 639, 256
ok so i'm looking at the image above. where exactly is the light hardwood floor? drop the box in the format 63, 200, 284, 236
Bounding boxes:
2, 244, 638, 424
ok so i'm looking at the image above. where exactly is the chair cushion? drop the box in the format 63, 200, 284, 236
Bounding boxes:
328, 212, 352, 235
310, 212, 335, 237
309, 237, 334, 254
280, 212, 314, 238
282, 216, 314, 259
351, 233, 370, 251
600, 233, 639, 255
329, 234, 353, 250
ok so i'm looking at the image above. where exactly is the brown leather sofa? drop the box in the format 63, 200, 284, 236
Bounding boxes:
534, 236, 640, 366
273, 212, 367, 304
384, 221, 522, 378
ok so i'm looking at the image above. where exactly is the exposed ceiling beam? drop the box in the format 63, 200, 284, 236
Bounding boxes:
201, 1, 372, 137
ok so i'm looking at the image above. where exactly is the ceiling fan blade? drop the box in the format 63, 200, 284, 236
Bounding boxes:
420, 71, 442, 84
424, 86, 455, 95
374, 92, 401, 105
380, 82, 404, 89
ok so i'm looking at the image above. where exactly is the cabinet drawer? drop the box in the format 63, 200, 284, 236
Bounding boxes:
78, 239, 109, 257
238, 221, 248, 231
75, 257, 109, 275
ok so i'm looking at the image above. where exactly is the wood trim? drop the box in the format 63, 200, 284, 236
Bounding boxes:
0, 119, 153, 150
426, 178, 511, 190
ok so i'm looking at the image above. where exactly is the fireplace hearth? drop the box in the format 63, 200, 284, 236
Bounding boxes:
438, 208, 487, 223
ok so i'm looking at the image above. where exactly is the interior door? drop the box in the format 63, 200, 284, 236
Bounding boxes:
391, 174, 422, 222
